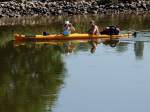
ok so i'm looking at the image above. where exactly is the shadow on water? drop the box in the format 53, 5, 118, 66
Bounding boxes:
0, 40, 66, 112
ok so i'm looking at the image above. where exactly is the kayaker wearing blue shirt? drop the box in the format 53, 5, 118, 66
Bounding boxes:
63, 21, 75, 36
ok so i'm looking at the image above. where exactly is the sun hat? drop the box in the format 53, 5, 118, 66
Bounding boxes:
65, 21, 70, 24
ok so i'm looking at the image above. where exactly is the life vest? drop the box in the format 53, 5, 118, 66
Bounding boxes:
63, 30, 70, 36
63, 24, 71, 36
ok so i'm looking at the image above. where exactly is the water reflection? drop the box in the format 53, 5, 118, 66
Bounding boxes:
13, 39, 129, 55
0, 14, 150, 112
103, 40, 119, 48
14, 40, 96, 55
134, 41, 144, 60
89, 40, 102, 53
0, 37, 148, 112
0, 41, 66, 112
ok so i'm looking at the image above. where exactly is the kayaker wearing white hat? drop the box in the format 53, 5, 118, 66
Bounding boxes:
65, 21, 70, 24
63, 20, 75, 36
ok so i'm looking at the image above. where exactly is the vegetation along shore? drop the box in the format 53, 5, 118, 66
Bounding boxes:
0, 0, 150, 17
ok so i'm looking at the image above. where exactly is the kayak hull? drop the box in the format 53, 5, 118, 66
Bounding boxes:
14, 33, 132, 41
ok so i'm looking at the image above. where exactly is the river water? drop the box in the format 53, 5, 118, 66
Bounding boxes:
0, 14, 150, 112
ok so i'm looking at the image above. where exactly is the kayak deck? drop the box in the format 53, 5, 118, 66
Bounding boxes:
14, 33, 132, 41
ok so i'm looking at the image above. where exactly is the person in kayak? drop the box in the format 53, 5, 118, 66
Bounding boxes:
87, 20, 100, 53
88, 20, 100, 35
63, 21, 75, 36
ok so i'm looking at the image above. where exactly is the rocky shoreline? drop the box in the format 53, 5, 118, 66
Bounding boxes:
0, 0, 150, 17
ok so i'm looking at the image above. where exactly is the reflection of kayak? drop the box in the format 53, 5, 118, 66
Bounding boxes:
14, 41, 62, 46
13, 40, 90, 47
14, 33, 132, 41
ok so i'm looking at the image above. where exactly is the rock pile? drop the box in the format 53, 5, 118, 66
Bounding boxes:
0, 0, 150, 17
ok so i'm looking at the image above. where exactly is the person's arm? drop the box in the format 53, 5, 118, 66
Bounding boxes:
70, 26, 76, 33
92, 25, 99, 35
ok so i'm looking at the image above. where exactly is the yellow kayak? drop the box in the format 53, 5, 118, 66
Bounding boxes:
14, 33, 132, 41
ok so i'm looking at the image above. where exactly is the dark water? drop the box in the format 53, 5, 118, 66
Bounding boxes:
0, 14, 150, 112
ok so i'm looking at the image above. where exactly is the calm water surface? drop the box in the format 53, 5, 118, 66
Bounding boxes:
0, 14, 150, 112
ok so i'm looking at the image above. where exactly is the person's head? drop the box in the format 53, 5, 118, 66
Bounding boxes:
65, 21, 70, 25
90, 20, 95, 25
